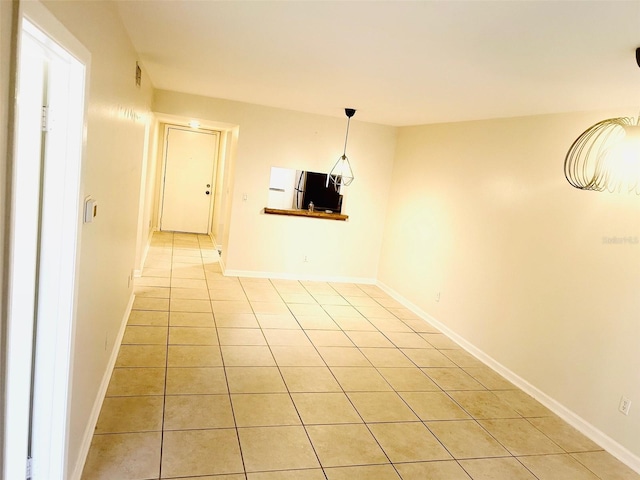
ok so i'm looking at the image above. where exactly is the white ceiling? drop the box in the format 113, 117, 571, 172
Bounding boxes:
115, 0, 640, 127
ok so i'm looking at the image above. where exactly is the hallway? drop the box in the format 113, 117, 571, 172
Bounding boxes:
80, 232, 639, 480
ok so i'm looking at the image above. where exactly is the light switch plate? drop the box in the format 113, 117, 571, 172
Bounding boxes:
84, 196, 97, 223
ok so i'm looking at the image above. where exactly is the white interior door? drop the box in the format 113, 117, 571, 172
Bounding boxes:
161, 127, 218, 234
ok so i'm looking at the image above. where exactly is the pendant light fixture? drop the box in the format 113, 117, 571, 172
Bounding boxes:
564, 49, 640, 194
327, 108, 356, 189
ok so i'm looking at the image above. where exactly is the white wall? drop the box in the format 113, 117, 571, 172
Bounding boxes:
153, 90, 397, 282
41, 0, 153, 475
378, 111, 640, 463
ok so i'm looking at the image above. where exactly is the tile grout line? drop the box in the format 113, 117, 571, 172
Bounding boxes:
271, 279, 406, 478
157, 230, 175, 480
235, 277, 328, 478
298, 282, 406, 477
296, 281, 446, 476
325, 297, 532, 474
265, 278, 332, 479
271, 280, 469, 476
205, 243, 249, 479
295, 283, 539, 477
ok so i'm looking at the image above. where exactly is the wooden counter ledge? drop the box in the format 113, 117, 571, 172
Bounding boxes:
264, 207, 349, 221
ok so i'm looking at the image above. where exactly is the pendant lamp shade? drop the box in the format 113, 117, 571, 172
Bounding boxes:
564, 48, 640, 194
565, 117, 640, 194
327, 108, 356, 188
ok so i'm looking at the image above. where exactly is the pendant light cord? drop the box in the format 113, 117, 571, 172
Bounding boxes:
342, 116, 351, 157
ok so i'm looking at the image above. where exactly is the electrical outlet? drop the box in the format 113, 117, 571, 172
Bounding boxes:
303, 255, 309, 263
436, 292, 441, 302
619, 396, 632, 416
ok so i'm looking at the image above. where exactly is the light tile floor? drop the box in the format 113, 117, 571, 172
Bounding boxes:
82, 232, 640, 480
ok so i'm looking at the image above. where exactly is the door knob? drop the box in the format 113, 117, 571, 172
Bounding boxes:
205, 191, 210, 195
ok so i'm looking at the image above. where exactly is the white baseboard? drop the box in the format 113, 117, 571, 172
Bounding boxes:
69, 293, 135, 480
377, 280, 640, 475
224, 268, 376, 285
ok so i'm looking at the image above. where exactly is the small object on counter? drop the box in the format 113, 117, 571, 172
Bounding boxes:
308, 201, 314, 212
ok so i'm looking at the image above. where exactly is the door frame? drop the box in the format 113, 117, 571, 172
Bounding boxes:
3, 2, 90, 479
158, 124, 220, 234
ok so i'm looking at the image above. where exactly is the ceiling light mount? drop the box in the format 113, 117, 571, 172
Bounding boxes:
327, 108, 356, 189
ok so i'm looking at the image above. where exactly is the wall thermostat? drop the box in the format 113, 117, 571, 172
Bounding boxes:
84, 196, 98, 223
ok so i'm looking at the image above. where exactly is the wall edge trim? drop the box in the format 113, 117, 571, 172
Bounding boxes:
376, 280, 640, 475
209, 232, 222, 253
69, 293, 134, 480
133, 234, 152, 278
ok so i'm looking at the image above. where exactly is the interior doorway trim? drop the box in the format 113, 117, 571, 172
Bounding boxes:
3, 1, 90, 479
133, 112, 238, 282
158, 123, 220, 234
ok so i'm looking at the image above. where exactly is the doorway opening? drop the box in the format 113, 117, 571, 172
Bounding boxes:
4, 3, 89, 479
